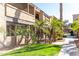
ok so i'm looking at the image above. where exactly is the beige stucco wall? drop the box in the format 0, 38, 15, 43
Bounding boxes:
39, 12, 43, 20
0, 4, 7, 49
0, 4, 14, 49
29, 5, 34, 15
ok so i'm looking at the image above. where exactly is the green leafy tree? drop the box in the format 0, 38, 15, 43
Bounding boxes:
34, 17, 64, 44
33, 20, 47, 43
15, 25, 30, 45
45, 16, 64, 43
15, 25, 38, 45
71, 18, 79, 39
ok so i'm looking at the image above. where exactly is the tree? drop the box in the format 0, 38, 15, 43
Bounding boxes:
47, 16, 64, 43
71, 18, 79, 39
34, 17, 64, 44
15, 25, 31, 45
33, 20, 47, 43
60, 3, 63, 20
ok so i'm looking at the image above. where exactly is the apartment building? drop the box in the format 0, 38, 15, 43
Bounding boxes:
73, 14, 79, 20
0, 3, 50, 49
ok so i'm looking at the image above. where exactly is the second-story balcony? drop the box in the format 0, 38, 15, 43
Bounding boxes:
5, 3, 35, 23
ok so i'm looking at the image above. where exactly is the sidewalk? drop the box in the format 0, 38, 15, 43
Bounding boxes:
58, 36, 79, 56
0, 46, 24, 55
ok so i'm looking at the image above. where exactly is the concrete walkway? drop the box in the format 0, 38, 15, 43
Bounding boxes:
0, 46, 24, 55
58, 35, 79, 56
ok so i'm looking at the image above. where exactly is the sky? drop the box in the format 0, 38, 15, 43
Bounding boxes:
35, 3, 79, 23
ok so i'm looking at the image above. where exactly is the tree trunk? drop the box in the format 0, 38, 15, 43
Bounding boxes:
52, 28, 56, 42
25, 36, 29, 44
26, 39, 31, 44
36, 30, 41, 44
49, 35, 52, 44
48, 29, 53, 44
77, 32, 79, 40
37, 35, 40, 44
18, 35, 23, 45
45, 34, 47, 44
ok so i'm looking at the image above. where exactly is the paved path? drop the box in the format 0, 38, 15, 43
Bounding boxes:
58, 35, 79, 56
0, 46, 24, 55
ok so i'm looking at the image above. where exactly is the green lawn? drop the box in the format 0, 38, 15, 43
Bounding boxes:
1, 44, 61, 56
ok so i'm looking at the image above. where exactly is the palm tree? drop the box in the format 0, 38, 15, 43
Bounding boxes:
15, 25, 31, 45
71, 18, 79, 39
47, 16, 64, 43
60, 3, 63, 20
33, 17, 64, 44
40, 17, 64, 43
33, 20, 47, 43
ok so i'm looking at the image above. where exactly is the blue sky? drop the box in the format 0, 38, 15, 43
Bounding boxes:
35, 3, 79, 23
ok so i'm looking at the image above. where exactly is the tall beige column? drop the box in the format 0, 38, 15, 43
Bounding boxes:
0, 3, 6, 48
34, 7, 36, 20
27, 3, 29, 13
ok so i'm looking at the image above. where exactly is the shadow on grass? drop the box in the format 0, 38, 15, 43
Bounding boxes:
2, 44, 61, 55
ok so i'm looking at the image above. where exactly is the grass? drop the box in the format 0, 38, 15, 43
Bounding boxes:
1, 44, 61, 56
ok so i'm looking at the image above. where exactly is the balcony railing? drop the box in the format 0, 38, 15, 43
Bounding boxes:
5, 4, 35, 22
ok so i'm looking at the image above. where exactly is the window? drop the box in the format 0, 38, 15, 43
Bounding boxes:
7, 24, 15, 36
6, 22, 30, 36
35, 14, 39, 20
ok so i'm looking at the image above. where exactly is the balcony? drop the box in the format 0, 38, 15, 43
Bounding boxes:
5, 3, 35, 23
